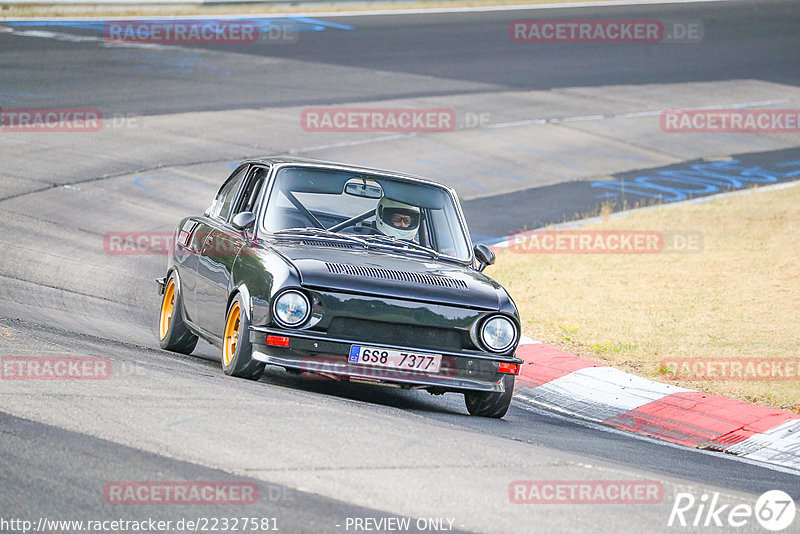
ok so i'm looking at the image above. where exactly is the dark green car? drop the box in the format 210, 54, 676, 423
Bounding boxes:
157, 157, 522, 418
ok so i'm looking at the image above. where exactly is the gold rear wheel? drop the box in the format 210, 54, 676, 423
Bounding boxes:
159, 278, 176, 340
157, 273, 198, 354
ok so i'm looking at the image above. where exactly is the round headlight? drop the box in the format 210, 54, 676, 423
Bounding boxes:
481, 315, 517, 352
273, 290, 310, 328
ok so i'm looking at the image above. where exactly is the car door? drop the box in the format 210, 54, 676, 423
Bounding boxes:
193, 165, 250, 338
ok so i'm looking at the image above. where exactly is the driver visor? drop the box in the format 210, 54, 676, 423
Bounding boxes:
381, 207, 420, 230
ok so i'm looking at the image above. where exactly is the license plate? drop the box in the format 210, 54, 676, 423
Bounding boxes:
348, 345, 442, 373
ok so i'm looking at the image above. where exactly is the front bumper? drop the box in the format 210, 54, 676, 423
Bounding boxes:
249, 326, 522, 393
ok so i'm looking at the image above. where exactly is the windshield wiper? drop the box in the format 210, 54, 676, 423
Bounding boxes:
273, 228, 368, 247
361, 234, 439, 259
273, 229, 440, 258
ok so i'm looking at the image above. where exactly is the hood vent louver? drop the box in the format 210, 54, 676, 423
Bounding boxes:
325, 262, 468, 290
301, 239, 357, 249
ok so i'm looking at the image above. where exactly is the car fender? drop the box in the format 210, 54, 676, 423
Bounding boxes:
227, 283, 253, 324
230, 242, 304, 327
164, 267, 192, 328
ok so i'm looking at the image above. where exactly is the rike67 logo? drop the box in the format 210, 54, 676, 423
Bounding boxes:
669, 490, 796, 531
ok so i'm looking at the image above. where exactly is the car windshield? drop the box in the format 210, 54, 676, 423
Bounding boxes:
261, 166, 472, 260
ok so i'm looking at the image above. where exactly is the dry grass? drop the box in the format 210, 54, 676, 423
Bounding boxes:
490, 183, 800, 412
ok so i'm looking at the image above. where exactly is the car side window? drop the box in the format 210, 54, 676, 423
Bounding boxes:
210, 166, 248, 221
236, 166, 269, 216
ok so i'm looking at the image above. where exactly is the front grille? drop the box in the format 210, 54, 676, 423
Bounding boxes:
325, 262, 468, 290
328, 317, 463, 352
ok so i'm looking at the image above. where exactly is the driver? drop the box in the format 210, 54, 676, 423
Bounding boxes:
375, 197, 420, 240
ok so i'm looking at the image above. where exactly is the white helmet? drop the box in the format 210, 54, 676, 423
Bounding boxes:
376, 197, 420, 240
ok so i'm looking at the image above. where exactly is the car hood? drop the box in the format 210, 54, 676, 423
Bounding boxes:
266, 240, 507, 311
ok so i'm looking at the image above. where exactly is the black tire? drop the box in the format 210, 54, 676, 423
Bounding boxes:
158, 272, 198, 355
221, 293, 265, 381
465, 374, 515, 418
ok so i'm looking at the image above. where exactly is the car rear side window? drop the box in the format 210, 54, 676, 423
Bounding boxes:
211, 166, 248, 221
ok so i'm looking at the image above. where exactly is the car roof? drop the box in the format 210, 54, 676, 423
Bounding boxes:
242, 156, 453, 191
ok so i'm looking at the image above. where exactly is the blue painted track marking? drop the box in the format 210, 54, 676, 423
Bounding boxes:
591, 158, 800, 202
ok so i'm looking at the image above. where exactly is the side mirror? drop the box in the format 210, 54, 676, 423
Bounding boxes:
474, 243, 495, 272
204, 200, 217, 217
232, 211, 256, 231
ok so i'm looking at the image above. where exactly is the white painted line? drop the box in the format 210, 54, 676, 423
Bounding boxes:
290, 134, 413, 154
518, 335, 541, 345
4, 28, 197, 50
8, 29, 102, 42
487, 99, 790, 130
286, 99, 792, 166
561, 114, 606, 122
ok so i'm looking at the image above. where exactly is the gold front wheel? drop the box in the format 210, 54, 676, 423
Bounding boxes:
220, 294, 264, 380
223, 301, 241, 367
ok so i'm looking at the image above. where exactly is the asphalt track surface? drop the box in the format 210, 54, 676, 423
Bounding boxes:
1, 1, 800, 532
2, 1, 799, 114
